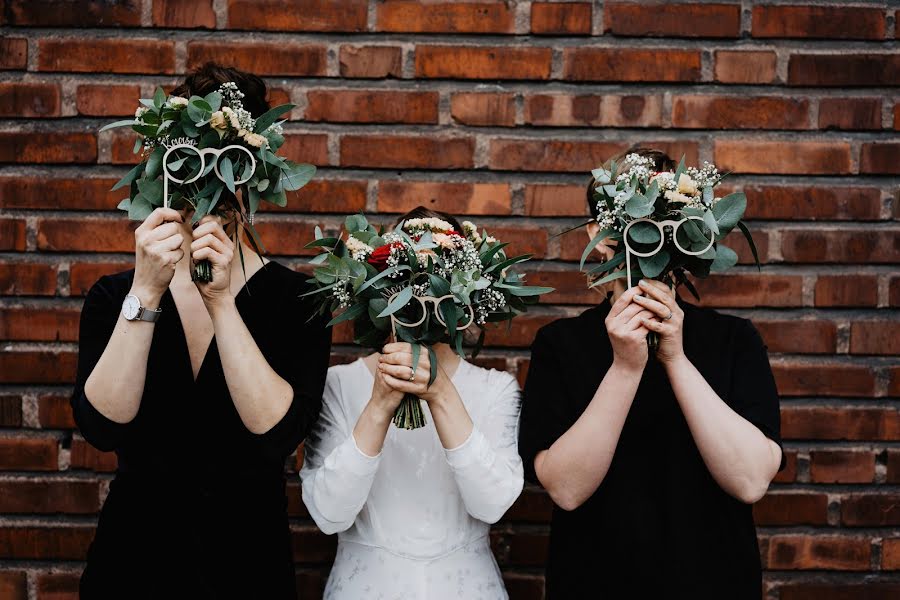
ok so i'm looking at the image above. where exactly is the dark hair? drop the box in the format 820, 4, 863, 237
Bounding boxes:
586, 146, 675, 218
170, 62, 269, 119
394, 206, 464, 235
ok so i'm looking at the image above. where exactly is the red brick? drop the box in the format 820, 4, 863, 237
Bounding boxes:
339, 45, 402, 78
605, 2, 740, 38
754, 319, 836, 354
850, 321, 900, 355
490, 139, 626, 173
451, 93, 516, 127
377, 181, 511, 215
0, 481, 98, 514
0, 131, 97, 164
0, 218, 27, 251
714, 50, 777, 84
892, 277, 900, 308
753, 491, 829, 526
815, 275, 878, 307
0, 306, 79, 342
781, 229, 899, 263
5, 0, 142, 26
305, 90, 438, 124
35, 572, 80, 600
714, 140, 852, 175
228, 0, 367, 31
685, 274, 803, 308
187, 42, 326, 76
524, 184, 587, 217
563, 48, 701, 82
742, 185, 883, 221
38, 393, 77, 429
38, 39, 175, 74
781, 407, 900, 440
264, 179, 368, 214
889, 449, 900, 483
752, 5, 885, 40
37, 217, 134, 252
775, 361, 877, 397
810, 450, 876, 483
0, 395, 22, 428
75, 84, 140, 117
0, 526, 93, 560
0, 176, 121, 211
780, 583, 900, 600
0, 83, 61, 118
764, 534, 871, 570
280, 133, 330, 166
0, 351, 77, 384
774, 450, 798, 483
525, 269, 616, 305
0, 262, 58, 295
884, 538, 900, 570
0, 38, 28, 70
492, 530, 549, 567
818, 98, 882, 131
895, 102, 900, 130
525, 94, 663, 128
70, 438, 117, 472
672, 95, 809, 130
377, 1, 514, 33
416, 46, 552, 80
250, 221, 319, 256
841, 493, 900, 526
341, 135, 474, 169
0, 437, 58, 470
108, 128, 140, 165
788, 54, 900, 87
483, 314, 558, 348
530, 2, 592, 35
860, 142, 900, 175
69, 262, 133, 296
153, 0, 215, 28
0, 572, 26, 600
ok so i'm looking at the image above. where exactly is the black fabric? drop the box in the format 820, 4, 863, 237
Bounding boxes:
71, 261, 332, 599
518, 296, 782, 599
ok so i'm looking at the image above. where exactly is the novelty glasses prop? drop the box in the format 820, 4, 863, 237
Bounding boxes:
161, 144, 256, 209
622, 216, 714, 288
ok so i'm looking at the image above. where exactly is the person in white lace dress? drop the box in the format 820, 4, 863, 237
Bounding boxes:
300, 338, 524, 600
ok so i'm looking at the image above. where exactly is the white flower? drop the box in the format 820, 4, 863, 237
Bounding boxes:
209, 111, 227, 131
222, 106, 242, 130
432, 232, 460, 250
243, 132, 267, 148
403, 217, 455, 234
167, 96, 189, 108
664, 190, 693, 204
345, 235, 374, 260
135, 106, 149, 119
677, 173, 697, 196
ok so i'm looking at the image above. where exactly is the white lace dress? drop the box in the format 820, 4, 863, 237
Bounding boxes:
300, 358, 524, 600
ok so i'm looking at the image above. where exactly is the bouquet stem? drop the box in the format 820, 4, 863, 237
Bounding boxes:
192, 259, 213, 283
647, 331, 660, 352
393, 393, 427, 430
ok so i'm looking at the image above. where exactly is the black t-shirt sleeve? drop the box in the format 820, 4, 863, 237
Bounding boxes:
252, 276, 332, 461
727, 318, 784, 468
70, 275, 132, 452
518, 327, 575, 485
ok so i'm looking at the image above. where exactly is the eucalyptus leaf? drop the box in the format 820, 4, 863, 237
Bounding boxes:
627, 221, 661, 244
111, 162, 145, 191
220, 156, 236, 194
377, 286, 413, 318
624, 195, 655, 218
737, 221, 761, 271
254, 104, 295, 134
580, 228, 613, 270
153, 87, 166, 109
710, 244, 738, 272
280, 163, 316, 191
638, 249, 670, 279
712, 192, 747, 237
99, 119, 137, 132
128, 195, 154, 220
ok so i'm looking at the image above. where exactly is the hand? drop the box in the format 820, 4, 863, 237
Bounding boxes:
191, 216, 234, 307
377, 342, 451, 405
369, 365, 405, 419
132, 208, 185, 303
605, 285, 657, 373
634, 279, 685, 366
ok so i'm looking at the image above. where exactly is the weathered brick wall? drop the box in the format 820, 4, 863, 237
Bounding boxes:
0, 0, 898, 598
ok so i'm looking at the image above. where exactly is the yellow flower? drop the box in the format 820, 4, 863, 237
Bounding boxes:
677, 173, 697, 196
243, 132, 267, 148
665, 190, 693, 204
209, 111, 227, 131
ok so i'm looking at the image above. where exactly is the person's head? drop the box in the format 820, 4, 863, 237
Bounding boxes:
584, 147, 675, 261
393, 205, 464, 235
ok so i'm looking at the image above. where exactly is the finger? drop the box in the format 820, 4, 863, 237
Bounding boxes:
608, 286, 642, 319
144, 222, 182, 242
192, 220, 231, 246
381, 374, 417, 394
151, 233, 184, 253
382, 342, 412, 355
138, 207, 182, 232
379, 352, 413, 367
192, 247, 226, 265
615, 301, 647, 323
190, 233, 230, 255
626, 309, 657, 330
642, 317, 674, 335
632, 293, 672, 320
161, 249, 184, 267
379, 363, 418, 382
638, 279, 675, 308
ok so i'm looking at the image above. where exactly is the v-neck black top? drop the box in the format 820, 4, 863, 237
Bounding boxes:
71, 261, 332, 599
518, 297, 782, 599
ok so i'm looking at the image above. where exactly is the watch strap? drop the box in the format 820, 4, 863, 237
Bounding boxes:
136, 305, 162, 323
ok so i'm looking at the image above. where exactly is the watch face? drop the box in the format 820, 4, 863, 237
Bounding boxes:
122, 295, 140, 320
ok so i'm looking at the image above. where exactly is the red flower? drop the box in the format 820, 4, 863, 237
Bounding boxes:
367, 242, 403, 272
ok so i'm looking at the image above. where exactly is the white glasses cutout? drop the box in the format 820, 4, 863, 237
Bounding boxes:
622, 216, 714, 288
386, 292, 474, 333
162, 144, 257, 209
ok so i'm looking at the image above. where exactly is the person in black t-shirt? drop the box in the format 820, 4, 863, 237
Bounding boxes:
517, 149, 783, 599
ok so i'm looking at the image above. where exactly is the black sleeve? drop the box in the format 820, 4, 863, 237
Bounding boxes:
252, 278, 332, 461
518, 327, 575, 485
70, 276, 131, 452
727, 318, 785, 469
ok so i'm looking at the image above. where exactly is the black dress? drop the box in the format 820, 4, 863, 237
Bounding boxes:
71, 261, 332, 599
518, 296, 782, 599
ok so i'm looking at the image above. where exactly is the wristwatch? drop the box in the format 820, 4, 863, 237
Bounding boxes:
122, 293, 162, 323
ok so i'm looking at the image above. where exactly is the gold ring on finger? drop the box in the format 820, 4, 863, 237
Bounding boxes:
664, 310, 673, 320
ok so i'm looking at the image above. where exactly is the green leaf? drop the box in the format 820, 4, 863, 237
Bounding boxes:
100, 119, 137, 132
377, 286, 413, 318
116, 197, 130, 211
410, 343, 421, 378
624, 195, 654, 218
128, 195, 154, 220
638, 249, 670, 278
253, 104, 296, 134
589, 269, 627, 288
508, 285, 555, 297
111, 162, 145, 191
248, 184, 261, 215
144, 146, 165, 181
428, 274, 451, 297
204, 91, 222, 112
673, 155, 686, 185
357, 265, 406, 293
710, 244, 738, 272
208, 184, 224, 214
280, 163, 316, 191
580, 228, 613, 270
345, 213, 368, 233
136, 179, 163, 205
627, 221, 661, 244
327, 302, 367, 327
737, 221, 761, 271
427, 346, 438, 386
712, 192, 747, 237
702, 208, 720, 237
220, 156, 236, 194
153, 87, 166, 109
257, 178, 269, 192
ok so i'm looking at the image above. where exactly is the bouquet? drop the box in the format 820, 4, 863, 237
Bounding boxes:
581, 153, 759, 347
304, 214, 553, 429
100, 83, 315, 281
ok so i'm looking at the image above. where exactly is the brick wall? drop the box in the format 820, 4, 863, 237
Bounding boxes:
0, 0, 898, 598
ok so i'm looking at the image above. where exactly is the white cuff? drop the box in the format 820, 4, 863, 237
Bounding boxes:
332, 434, 382, 476
444, 426, 493, 470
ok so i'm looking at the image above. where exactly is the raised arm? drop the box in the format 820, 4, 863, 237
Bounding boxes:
520, 287, 655, 511
637, 279, 782, 503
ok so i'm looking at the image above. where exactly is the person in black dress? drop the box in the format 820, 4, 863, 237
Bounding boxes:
517, 149, 783, 598
71, 64, 332, 599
